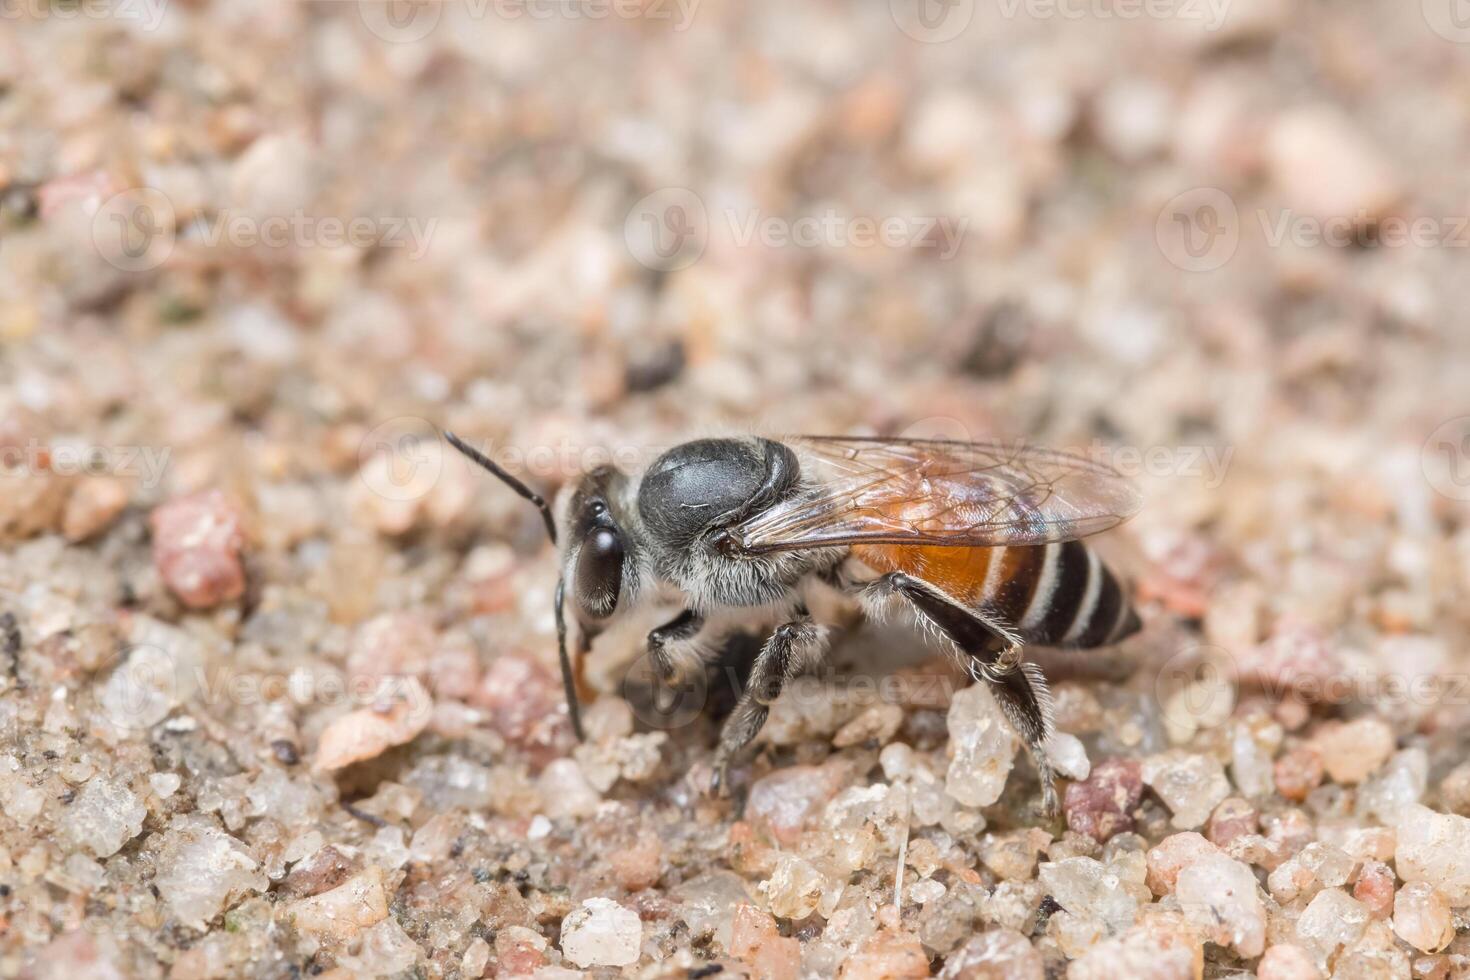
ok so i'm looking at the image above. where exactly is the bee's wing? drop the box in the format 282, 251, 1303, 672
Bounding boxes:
730, 436, 1141, 554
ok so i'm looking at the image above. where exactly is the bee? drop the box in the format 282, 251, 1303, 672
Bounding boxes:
445, 432, 1142, 815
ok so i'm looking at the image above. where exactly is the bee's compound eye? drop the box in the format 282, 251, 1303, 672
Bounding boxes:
575, 526, 624, 618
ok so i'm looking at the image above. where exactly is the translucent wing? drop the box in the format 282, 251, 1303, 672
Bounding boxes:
730, 436, 1141, 554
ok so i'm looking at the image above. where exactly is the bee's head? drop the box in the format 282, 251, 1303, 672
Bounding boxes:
561, 466, 630, 624
444, 432, 634, 742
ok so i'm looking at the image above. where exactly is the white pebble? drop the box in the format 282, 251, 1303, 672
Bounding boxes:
945, 685, 1017, 808
1177, 853, 1266, 957
1395, 804, 1470, 905
1044, 732, 1091, 781
1141, 751, 1230, 831
1393, 881, 1455, 953
560, 897, 642, 968
149, 772, 182, 799
65, 776, 146, 859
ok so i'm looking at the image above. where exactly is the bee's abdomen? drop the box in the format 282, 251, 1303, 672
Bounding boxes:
1002, 541, 1139, 648
851, 540, 1139, 648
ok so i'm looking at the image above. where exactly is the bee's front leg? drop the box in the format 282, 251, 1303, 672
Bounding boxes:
709, 612, 826, 795
646, 609, 705, 682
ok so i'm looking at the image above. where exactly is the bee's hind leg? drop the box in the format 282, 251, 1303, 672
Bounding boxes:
984, 661, 1059, 818
863, 572, 1059, 817
709, 610, 827, 795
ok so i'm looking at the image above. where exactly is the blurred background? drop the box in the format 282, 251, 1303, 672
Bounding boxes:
2, 0, 1470, 976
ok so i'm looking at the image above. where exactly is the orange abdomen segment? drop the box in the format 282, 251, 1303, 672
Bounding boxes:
851, 542, 997, 605
853, 541, 1138, 648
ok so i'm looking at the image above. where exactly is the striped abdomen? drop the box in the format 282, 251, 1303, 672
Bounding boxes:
852, 541, 1139, 647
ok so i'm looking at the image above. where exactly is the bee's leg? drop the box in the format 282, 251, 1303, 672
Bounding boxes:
709, 612, 826, 795
865, 572, 1059, 817
985, 661, 1059, 817
643, 609, 706, 713
646, 609, 705, 683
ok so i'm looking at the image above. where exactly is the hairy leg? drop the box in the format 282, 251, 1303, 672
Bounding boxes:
710, 612, 826, 793
646, 608, 705, 681
863, 571, 1059, 816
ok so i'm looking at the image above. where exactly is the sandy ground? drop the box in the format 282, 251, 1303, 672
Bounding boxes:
2, 0, 1470, 977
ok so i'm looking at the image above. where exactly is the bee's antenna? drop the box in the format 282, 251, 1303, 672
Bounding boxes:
553, 577, 586, 741
448, 430, 584, 741
443, 431, 558, 545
